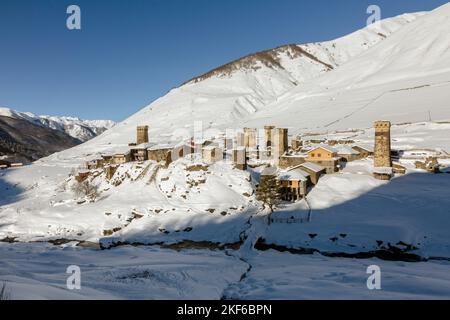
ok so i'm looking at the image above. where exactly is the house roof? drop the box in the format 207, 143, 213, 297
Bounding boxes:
203, 145, 220, 151
147, 143, 175, 151
261, 166, 278, 176
299, 162, 325, 173
352, 144, 374, 153
335, 145, 360, 155
132, 142, 155, 150
308, 145, 338, 154
278, 168, 310, 182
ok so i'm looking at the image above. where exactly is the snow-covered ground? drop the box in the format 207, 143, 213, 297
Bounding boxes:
1, 243, 449, 300
0, 155, 256, 245
265, 159, 450, 258
225, 250, 450, 300
0, 243, 247, 300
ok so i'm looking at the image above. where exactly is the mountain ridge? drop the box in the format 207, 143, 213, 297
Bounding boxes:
0, 107, 115, 142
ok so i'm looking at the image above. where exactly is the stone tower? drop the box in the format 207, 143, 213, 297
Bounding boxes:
137, 125, 149, 145
264, 125, 275, 148
274, 128, 288, 156
243, 128, 257, 149
374, 121, 392, 168
232, 147, 247, 170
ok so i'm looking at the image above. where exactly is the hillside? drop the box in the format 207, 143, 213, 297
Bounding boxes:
0, 115, 82, 163
47, 11, 425, 160
0, 107, 115, 142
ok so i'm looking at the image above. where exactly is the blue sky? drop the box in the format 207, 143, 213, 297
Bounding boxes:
0, 0, 448, 121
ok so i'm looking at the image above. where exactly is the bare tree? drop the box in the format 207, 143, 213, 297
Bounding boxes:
71, 180, 100, 201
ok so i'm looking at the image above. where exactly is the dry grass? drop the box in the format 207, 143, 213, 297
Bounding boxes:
183, 44, 334, 85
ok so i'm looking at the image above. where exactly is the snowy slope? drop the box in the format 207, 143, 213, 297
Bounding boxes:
0, 107, 115, 142
45, 11, 425, 160
244, 3, 450, 132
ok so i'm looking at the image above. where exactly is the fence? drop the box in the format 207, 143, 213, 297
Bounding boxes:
270, 217, 308, 224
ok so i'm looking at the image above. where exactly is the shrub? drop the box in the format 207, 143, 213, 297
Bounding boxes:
71, 179, 100, 201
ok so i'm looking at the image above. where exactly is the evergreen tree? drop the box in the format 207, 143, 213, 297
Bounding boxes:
256, 172, 281, 213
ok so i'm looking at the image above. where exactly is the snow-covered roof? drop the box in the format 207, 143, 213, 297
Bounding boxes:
373, 167, 393, 174
335, 145, 360, 155
308, 145, 338, 154
132, 142, 155, 149
300, 162, 325, 173
278, 168, 310, 182
282, 153, 307, 158
352, 144, 374, 152
261, 166, 278, 176
147, 143, 176, 151
203, 145, 220, 151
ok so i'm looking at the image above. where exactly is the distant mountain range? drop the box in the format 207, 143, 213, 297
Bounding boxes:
0, 107, 115, 164
0, 107, 115, 142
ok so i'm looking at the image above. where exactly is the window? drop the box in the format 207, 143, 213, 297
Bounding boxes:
311, 153, 315, 157
318, 153, 322, 158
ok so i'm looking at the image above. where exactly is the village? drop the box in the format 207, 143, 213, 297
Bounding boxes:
74, 120, 445, 206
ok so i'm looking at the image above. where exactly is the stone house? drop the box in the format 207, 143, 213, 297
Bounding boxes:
306, 146, 342, 174
130, 143, 154, 162
352, 144, 373, 159
86, 160, 98, 170
202, 146, 223, 163
373, 167, 393, 180
172, 143, 194, 161
393, 162, 407, 175
298, 162, 326, 185
335, 145, 361, 162
232, 147, 247, 170
291, 138, 303, 151
277, 168, 310, 202
147, 144, 173, 164
278, 154, 306, 169
113, 152, 130, 165
101, 155, 114, 165
415, 156, 440, 173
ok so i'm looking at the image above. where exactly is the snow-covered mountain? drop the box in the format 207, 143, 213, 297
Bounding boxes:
51, 7, 450, 159
0, 107, 115, 142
